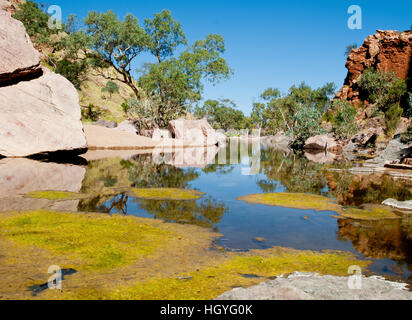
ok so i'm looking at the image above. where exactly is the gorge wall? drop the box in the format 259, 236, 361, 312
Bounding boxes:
335, 29, 412, 106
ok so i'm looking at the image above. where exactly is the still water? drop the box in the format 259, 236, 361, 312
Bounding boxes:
1, 143, 412, 282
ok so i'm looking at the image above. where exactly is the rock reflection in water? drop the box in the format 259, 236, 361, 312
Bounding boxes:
0, 158, 85, 212
337, 217, 412, 275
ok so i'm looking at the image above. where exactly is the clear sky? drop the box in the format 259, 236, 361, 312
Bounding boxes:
41, 0, 411, 115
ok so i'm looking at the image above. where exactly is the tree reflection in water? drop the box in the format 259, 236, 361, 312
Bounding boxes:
78, 152, 228, 230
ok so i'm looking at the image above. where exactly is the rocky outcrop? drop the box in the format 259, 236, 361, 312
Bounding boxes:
0, 4, 41, 84
0, 0, 24, 15
168, 119, 219, 146
216, 272, 412, 300
0, 4, 87, 157
335, 30, 412, 106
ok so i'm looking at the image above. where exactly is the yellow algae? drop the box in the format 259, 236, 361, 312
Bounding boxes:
340, 205, 400, 221
110, 248, 370, 300
237, 193, 341, 212
129, 188, 205, 200
23, 190, 89, 201
0, 210, 370, 300
0, 210, 176, 271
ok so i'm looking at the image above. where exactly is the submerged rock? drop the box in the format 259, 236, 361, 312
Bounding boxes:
383, 198, 412, 211
216, 272, 412, 300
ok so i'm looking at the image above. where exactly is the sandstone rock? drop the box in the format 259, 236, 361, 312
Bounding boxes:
382, 199, 412, 211
216, 131, 228, 145
216, 272, 412, 300
0, 5, 41, 84
93, 119, 118, 129
114, 120, 138, 135
335, 30, 412, 106
152, 128, 172, 140
168, 119, 218, 146
0, 69, 87, 157
304, 135, 338, 152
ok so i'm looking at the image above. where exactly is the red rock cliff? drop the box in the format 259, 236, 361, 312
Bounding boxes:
336, 30, 412, 106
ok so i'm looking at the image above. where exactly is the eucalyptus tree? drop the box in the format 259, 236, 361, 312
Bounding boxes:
82, 10, 151, 98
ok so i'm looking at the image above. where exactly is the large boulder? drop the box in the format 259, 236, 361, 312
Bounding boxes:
0, 5, 87, 157
168, 119, 218, 146
0, 69, 87, 157
0, 5, 41, 84
304, 135, 339, 152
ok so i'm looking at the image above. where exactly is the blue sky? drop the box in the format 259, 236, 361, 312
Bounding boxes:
41, 0, 411, 115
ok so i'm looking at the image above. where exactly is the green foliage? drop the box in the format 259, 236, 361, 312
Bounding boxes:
291, 104, 325, 149
12, 1, 58, 45
385, 103, 403, 136
144, 9, 187, 63
251, 82, 335, 142
193, 99, 250, 131
101, 81, 120, 98
331, 100, 358, 139
55, 59, 87, 89
358, 68, 408, 137
81, 104, 103, 122
344, 44, 357, 57
358, 68, 407, 112
139, 30, 232, 127
124, 95, 167, 130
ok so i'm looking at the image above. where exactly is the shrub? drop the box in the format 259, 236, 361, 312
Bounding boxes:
55, 59, 87, 89
385, 103, 403, 136
358, 68, 407, 112
331, 100, 358, 139
290, 104, 325, 149
81, 104, 103, 122
101, 81, 120, 98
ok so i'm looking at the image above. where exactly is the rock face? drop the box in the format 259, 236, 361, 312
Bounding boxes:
335, 30, 412, 105
0, 5, 41, 84
168, 119, 218, 146
216, 272, 412, 300
0, 6, 87, 157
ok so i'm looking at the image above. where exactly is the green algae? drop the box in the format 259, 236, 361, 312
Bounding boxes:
0, 210, 176, 271
129, 188, 205, 200
23, 190, 89, 201
237, 193, 341, 212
